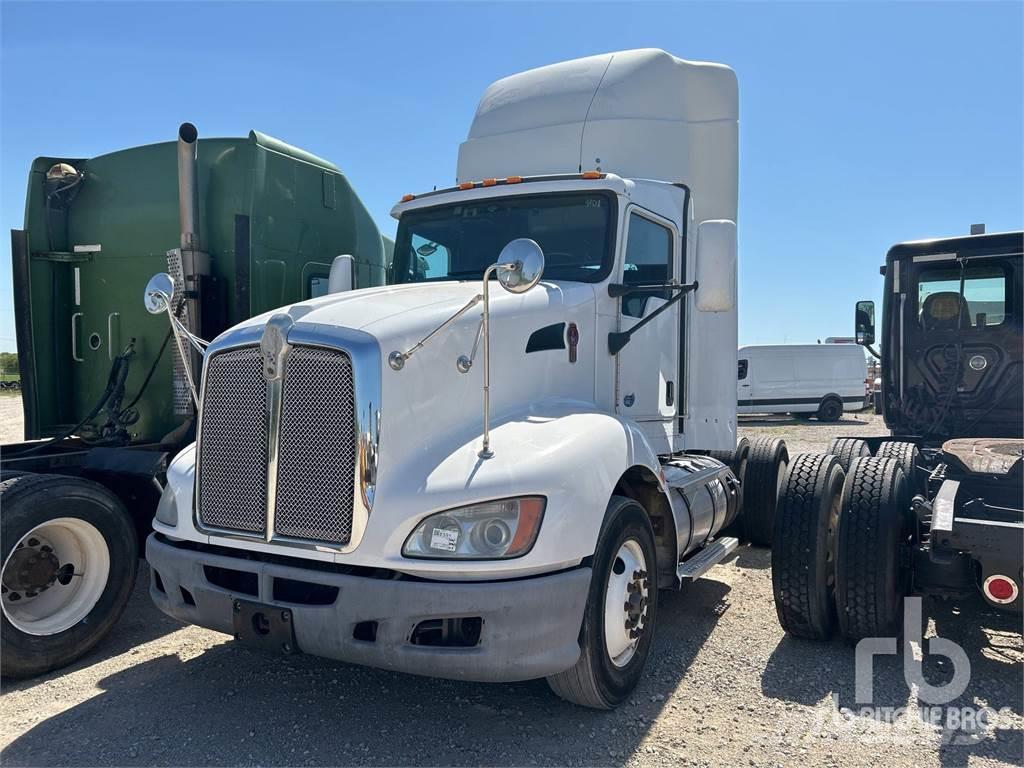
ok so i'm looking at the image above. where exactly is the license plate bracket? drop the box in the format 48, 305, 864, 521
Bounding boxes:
232, 599, 298, 655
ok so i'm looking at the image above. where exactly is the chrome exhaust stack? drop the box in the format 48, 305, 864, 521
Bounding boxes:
169, 122, 209, 415
177, 122, 200, 251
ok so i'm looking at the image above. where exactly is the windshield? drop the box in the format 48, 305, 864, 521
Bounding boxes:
392, 192, 615, 284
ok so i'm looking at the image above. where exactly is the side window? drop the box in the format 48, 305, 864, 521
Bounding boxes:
410, 234, 452, 280
622, 213, 673, 318
307, 275, 329, 299
916, 264, 1009, 330
738, 359, 748, 380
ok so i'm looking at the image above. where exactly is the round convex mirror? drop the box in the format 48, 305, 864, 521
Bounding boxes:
143, 273, 175, 314
496, 239, 545, 294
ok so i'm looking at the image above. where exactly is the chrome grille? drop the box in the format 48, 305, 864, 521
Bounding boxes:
196, 344, 357, 546
275, 347, 357, 543
197, 347, 268, 535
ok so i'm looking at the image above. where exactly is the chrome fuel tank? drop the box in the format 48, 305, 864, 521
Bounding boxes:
663, 455, 739, 560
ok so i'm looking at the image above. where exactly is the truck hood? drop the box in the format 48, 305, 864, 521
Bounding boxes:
214, 279, 601, 496
227, 280, 596, 358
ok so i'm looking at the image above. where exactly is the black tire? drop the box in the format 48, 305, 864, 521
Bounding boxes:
709, 439, 749, 535
816, 396, 844, 423
827, 438, 871, 473
835, 457, 912, 642
547, 495, 658, 709
772, 454, 845, 640
742, 437, 790, 546
1, 474, 138, 678
876, 441, 920, 487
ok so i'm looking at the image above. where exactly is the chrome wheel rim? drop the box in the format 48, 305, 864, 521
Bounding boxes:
604, 539, 649, 667
1, 518, 110, 636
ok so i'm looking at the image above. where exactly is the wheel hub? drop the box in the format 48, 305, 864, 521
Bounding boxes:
2, 542, 61, 597
1, 517, 110, 636
604, 540, 649, 667
624, 569, 649, 637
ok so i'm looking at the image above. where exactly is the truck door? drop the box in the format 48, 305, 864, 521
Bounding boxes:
614, 209, 680, 422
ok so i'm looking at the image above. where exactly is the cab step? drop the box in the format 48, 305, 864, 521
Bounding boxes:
676, 536, 738, 582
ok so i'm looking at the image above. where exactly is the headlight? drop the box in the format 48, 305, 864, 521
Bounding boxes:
154, 486, 178, 527
402, 497, 545, 559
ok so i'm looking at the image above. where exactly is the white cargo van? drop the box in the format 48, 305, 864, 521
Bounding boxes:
737, 344, 867, 421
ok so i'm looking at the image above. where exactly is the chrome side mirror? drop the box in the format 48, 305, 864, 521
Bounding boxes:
496, 238, 545, 293
143, 271, 206, 408
144, 272, 175, 314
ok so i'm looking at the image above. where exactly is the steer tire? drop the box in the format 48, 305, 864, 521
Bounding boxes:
876, 441, 920, 489
835, 457, 912, 642
547, 495, 658, 709
772, 453, 845, 640
827, 438, 871, 473
742, 437, 790, 546
1, 474, 138, 678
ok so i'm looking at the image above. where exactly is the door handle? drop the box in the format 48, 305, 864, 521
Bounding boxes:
107, 312, 120, 360
71, 312, 84, 362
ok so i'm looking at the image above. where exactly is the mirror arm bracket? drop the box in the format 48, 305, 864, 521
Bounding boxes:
607, 282, 698, 355
389, 293, 484, 370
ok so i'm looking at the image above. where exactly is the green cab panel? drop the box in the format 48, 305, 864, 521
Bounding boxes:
13, 129, 387, 443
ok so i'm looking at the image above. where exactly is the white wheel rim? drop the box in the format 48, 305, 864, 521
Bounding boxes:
604, 539, 648, 668
1, 518, 110, 636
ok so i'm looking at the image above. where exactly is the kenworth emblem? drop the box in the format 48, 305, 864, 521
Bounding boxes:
261, 313, 294, 381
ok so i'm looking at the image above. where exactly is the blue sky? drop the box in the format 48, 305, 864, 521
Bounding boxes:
1, 1, 1021, 353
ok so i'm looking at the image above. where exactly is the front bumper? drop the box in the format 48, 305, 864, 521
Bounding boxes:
146, 534, 591, 682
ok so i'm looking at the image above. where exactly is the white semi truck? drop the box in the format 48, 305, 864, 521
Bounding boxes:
144, 49, 788, 708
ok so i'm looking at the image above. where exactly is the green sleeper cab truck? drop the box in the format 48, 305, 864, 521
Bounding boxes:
1, 123, 390, 677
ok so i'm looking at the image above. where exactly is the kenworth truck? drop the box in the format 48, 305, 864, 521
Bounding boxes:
144, 50, 789, 708
1, 124, 389, 677
772, 230, 1023, 644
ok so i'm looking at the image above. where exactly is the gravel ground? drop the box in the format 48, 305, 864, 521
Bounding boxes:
1, 408, 1021, 767
0, 393, 23, 444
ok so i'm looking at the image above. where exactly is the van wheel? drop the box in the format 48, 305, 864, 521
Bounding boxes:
1, 474, 138, 678
835, 458, 912, 642
547, 495, 658, 709
816, 396, 844, 423
741, 437, 789, 546
772, 454, 845, 640
827, 438, 871, 472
